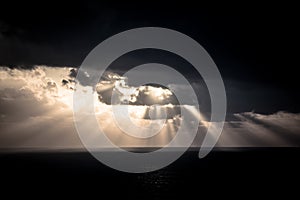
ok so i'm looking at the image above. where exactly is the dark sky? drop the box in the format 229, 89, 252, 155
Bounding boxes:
0, 1, 299, 113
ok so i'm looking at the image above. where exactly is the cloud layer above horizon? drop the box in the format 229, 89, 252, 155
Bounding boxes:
0, 66, 300, 150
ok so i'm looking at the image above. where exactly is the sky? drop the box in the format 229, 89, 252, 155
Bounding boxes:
0, 2, 299, 150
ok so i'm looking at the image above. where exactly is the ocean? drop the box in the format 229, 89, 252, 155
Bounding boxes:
0, 148, 299, 199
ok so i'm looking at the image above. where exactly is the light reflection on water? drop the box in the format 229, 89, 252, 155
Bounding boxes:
136, 170, 180, 197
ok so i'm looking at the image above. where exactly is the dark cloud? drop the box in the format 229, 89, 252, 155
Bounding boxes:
62, 79, 68, 86
218, 112, 300, 147
235, 112, 300, 145
0, 2, 298, 88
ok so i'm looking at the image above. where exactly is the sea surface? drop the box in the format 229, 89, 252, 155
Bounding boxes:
0, 148, 299, 199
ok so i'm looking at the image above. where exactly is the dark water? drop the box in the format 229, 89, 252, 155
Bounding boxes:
0, 148, 299, 199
